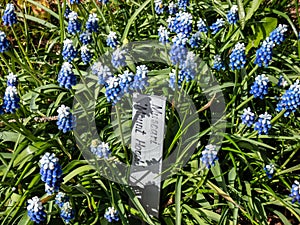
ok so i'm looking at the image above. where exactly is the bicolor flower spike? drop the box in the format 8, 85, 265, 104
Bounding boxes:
254, 112, 272, 135
90, 139, 111, 159
58, 62, 77, 89
27, 196, 46, 224
249, 74, 269, 99
67, 11, 81, 35
290, 180, 300, 204
62, 39, 77, 62
264, 164, 275, 179
2, 3, 17, 26
241, 107, 255, 127
229, 42, 246, 70
200, 144, 218, 169
86, 13, 99, 33
57, 105, 76, 133
91, 62, 112, 85
227, 5, 238, 24
104, 207, 119, 222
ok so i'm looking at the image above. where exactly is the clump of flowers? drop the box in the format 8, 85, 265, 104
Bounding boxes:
241, 107, 255, 127
62, 39, 78, 62
58, 62, 77, 89
276, 79, 300, 117
86, 13, 99, 33
106, 31, 119, 49
212, 55, 225, 71
0, 31, 10, 53
57, 105, 76, 133
2, 3, 17, 26
158, 26, 169, 45
227, 5, 238, 24
67, 11, 81, 35
27, 196, 46, 224
55, 192, 75, 223
249, 74, 269, 99
39, 152, 63, 195
155, 0, 164, 15
229, 42, 246, 70
80, 45, 93, 64
2, 73, 20, 114
197, 18, 208, 33
200, 144, 218, 169
210, 18, 225, 34
290, 180, 300, 204
91, 62, 112, 85
173, 11, 193, 37
104, 207, 119, 222
189, 32, 201, 48
111, 48, 127, 68
264, 164, 275, 179
90, 139, 111, 159
79, 31, 93, 44
254, 112, 272, 135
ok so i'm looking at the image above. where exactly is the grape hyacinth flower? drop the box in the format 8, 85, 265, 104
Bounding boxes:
278, 75, 288, 87
105, 76, 122, 105
86, 13, 99, 33
132, 65, 149, 92
249, 74, 269, 99
79, 31, 93, 44
276, 79, 300, 117
210, 18, 225, 34
269, 24, 288, 45
168, 2, 177, 14
254, 112, 272, 135
58, 62, 77, 89
119, 70, 135, 94
0, 31, 10, 53
62, 39, 77, 62
212, 55, 225, 71
111, 48, 127, 68
106, 31, 119, 49
91, 62, 112, 85
55, 192, 70, 208
158, 26, 169, 45
7, 73, 18, 87
27, 196, 46, 224
290, 180, 300, 204
67, 11, 81, 35
60, 202, 75, 223
178, 0, 189, 11
104, 207, 119, 222
81, 45, 93, 64
264, 164, 275, 179
167, 16, 175, 32
241, 107, 255, 127
155, 0, 164, 15
2, 3, 17, 26
39, 152, 63, 195
169, 33, 188, 65
197, 18, 208, 33
64, 5, 71, 18
173, 11, 193, 37
227, 5, 238, 24
90, 139, 111, 159
254, 38, 274, 67
229, 42, 246, 70
200, 144, 218, 169
70, 0, 80, 4
98, 0, 109, 3
2, 86, 20, 114
57, 105, 76, 133
189, 32, 201, 48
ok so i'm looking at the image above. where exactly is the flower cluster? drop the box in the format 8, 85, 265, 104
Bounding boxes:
80, 45, 93, 64
104, 207, 119, 222
90, 139, 111, 159
2, 3, 17, 26
210, 18, 224, 34
62, 39, 78, 62
111, 48, 127, 68
276, 79, 300, 117
249, 74, 269, 99
91, 62, 112, 85
227, 5, 238, 24
132, 65, 149, 92
27, 196, 46, 224
264, 164, 275, 179
57, 105, 76, 133
200, 144, 218, 169
55, 192, 75, 223
155, 0, 164, 15
67, 11, 81, 35
2, 73, 20, 114
0, 31, 10, 53
269, 24, 288, 45
212, 55, 225, 71
70, 0, 80, 4
106, 31, 119, 49
290, 180, 300, 204
241, 107, 255, 127
158, 26, 169, 45
39, 152, 63, 195
197, 18, 208, 33
229, 42, 246, 70
173, 12, 193, 37
254, 112, 272, 135
168, 2, 177, 15
86, 13, 99, 33
169, 33, 188, 65
80, 31, 93, 44
277, 75, 288, 87
189, 32, 201, 48
58, 62, 77, 89
178, 0, 189, 11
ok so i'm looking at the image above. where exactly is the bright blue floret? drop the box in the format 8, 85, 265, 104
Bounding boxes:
105, 76, 123, 105
57, 105, 76, 133
67, 11, 81, 35
62, 39, 77, 62
106, 31, 119, 49
212, 55, 225, 71
269, 24, 288, 45
200, 144, 218, 169
276, 79, 300, 117
197, 18, 208, 33
264, 164, 275, 179
169, 33, 188, 65
241, 107, 255, 127
81, 45, 93, 64
254, 112, 272, 135
111, 48, 127, 68
168, 2, 177, 14
79, 31, 93, 44
86, 13, 99, 33
58, 62, 77, 89
119, 70, 135, 94
178, 0, 189, 11
90, 139, 111, 158
132, 65, 149, 92
104, 207, 119, 222
250, 74, 269, 99
173, 11, 193, 37
158, 26, 169, 44
210, 18, 225, 34
39, 152, 63, 195
189, 32, 201, 48
60, 202, 75, 223
0, 31, 10, 53
229, 42, 246, 70
27, 196, 46, 224
155, 0, 164, 15
290, 180, 300, 204
2, 3, 17, 26
91, 62, 112, 85
254, 38, 274, 67
227, 5, 238, 24
2, 86, 20, 114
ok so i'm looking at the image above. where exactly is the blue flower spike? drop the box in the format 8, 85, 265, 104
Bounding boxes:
290, 180, 300, 204
58, 62, 77, 89
212, 55, 225, 71
0, 31, 10, 53
86, 13, 99, 33
104, 207, 119, 222
227, 5, 238, 24
200, 144, 218, 169
210, 18, 225, 34
229, 42, 246, 70
91, 62, 112, 85
158, 26, 169, 45
241, 107, 255, 127
254, 112, 272, 135
56, 105, 76, 133
90, 139, 112, 159
2, 3, 17, 26
249, 74, 269, 99
27, 196, 46, 224
264, 164, 275, 179
67, 11, 81, 35
106, 31, 119, 49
